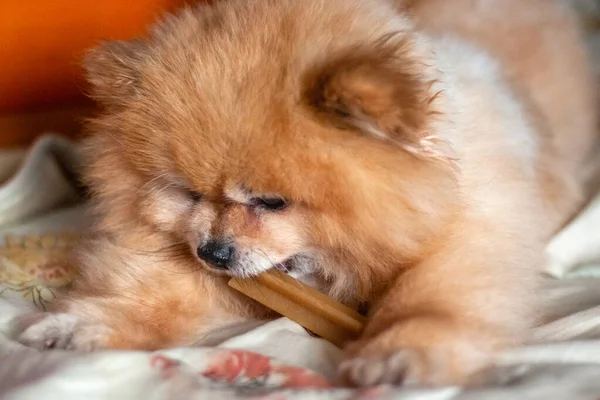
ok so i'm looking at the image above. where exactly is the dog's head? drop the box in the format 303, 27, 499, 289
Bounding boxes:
84, 0, 457, 301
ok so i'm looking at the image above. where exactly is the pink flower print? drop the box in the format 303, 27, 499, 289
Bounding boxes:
273, 365, 332, 389
150, 354, 182, 379
202, 350, 333, 389
203, 350, 272, 383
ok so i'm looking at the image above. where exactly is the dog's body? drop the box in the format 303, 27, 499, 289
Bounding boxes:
17, 0, 598, 387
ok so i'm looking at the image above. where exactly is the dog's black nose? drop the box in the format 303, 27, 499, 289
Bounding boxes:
197, 240, 235, 269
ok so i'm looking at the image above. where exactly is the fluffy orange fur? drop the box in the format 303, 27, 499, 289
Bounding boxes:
17, 0, 598, 387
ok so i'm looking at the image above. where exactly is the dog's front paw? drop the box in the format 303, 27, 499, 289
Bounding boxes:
340, 318, 497, 387
16, 313, 111, 352
339, 348, 428, 386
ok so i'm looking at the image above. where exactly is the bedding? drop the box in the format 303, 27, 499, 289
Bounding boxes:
1, 137, 600, 400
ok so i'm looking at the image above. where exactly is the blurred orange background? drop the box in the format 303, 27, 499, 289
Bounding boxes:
0, 0, 207, 147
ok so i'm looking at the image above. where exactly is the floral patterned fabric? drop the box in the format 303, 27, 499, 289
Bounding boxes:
0, 234, 78, 310
0, 137, 600, 398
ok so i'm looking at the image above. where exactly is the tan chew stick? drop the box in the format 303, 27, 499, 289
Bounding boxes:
228, 269, 367, 347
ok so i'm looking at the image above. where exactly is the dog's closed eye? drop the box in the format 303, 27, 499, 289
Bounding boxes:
188, 190, 203, 202
253, 197, 289, 211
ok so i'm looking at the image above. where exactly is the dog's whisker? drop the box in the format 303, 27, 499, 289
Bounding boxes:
134, 172, 171, 199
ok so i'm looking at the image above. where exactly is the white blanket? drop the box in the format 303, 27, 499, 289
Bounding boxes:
1, 133, 600, 399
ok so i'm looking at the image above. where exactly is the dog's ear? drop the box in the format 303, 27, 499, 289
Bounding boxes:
305, 37, 452, 161
83, 40, 148, 104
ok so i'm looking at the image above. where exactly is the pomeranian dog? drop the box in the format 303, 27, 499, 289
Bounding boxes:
16, 0, 598, 387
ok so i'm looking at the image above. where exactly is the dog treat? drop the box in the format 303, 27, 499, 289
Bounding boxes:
228, 269, 367, 347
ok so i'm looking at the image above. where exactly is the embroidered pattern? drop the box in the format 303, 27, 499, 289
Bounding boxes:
0, 233, 78, 310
